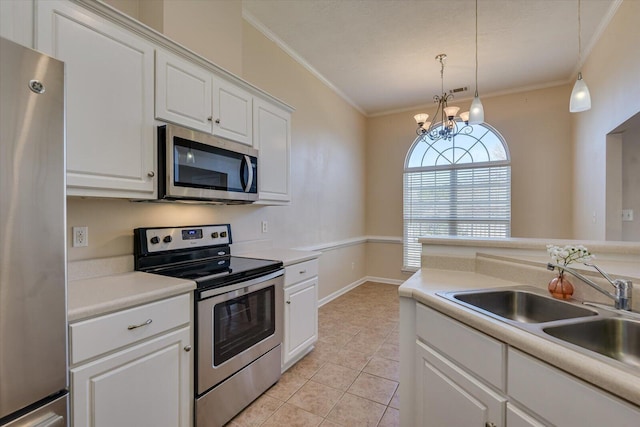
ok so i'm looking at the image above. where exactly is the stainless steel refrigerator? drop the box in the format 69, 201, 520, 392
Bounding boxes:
0, 37, 68, 426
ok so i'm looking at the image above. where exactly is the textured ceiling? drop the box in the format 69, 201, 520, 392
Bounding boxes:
243, 0, 619, 116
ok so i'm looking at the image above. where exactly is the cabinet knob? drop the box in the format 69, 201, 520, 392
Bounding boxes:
286, 300, 291, 304
184, 345, 192, 352
299, 270, 307, 274
215, 118, 221, 124
147, 171, 155, 178
485, 423, 497, 427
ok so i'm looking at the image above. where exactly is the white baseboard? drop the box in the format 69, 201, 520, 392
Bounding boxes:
318, 276, 404, 307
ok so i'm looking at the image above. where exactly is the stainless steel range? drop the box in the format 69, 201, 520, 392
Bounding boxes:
134, 224, 283, 427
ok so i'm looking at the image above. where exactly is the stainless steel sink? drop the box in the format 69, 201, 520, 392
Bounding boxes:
443, 288, 598, 323
544, 318, 640, 368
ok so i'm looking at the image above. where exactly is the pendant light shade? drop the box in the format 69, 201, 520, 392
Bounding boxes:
469, 91, 484, 124
569, 72, 591, 112
570, 0, 591, 113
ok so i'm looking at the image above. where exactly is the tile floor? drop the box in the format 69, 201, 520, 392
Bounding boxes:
227, 282, 400, 427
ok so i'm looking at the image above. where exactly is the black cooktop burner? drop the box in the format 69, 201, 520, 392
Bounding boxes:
150, 256, 282, 289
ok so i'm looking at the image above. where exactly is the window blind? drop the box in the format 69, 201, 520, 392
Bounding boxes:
403, 165, 511, 269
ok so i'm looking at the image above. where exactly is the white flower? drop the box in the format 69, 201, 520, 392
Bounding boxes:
546, 244, 594, 266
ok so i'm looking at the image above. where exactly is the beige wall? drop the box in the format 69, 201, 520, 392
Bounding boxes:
622, 125, 640, 240
104, 0, 243, 75
366, 85, 574, 243
573, 0, 640, 240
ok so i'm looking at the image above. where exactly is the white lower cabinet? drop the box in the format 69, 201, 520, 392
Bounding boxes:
410, 303, 640, 427
282, 259, 318, 369
415, 340, 506, 427
69, 294, 192, 427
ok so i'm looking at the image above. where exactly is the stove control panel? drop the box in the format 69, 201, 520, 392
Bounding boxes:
138, 224, 231, 253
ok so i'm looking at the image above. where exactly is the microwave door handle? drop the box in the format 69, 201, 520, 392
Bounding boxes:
241, 155, 253, 192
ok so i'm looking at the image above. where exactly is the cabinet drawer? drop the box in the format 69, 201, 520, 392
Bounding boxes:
508, 348, 640, 426
70, 294, 190, 365
284, 259, 318, 287
416, 304, 505, 390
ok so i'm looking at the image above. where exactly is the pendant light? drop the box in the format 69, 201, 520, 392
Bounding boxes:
469, 0, 484, 124
570, 0, 591, 113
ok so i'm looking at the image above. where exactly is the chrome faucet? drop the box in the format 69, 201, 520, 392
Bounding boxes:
546, 262, 633, 311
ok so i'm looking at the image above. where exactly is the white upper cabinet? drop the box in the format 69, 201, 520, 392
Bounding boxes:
36, 0, 156, 198
0, 0, 33, 48
212, 76, 253, 145
253, 98, 291, 203
155, 50, 253, 146
155, 50, 213, 134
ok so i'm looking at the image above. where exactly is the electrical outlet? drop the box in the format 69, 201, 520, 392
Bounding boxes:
73, 226, 88, 247
622, 209, 634, 221
261, 221, 268, 233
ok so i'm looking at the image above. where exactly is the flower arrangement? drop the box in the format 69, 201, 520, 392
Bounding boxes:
546, 244, 594, 300
546, 244, 595, 269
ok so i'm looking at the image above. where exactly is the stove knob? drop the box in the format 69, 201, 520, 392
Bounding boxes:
150, 236, 160, 245
163, 235, 172, 243
220, 231, 227, 238
211, 232, 219, 238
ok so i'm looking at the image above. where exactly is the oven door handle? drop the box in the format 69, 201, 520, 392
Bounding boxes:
199, 269, 283, 300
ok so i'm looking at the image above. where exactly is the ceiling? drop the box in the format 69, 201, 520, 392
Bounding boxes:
242, 0, 620, 116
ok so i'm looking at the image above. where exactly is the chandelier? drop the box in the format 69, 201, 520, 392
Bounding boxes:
414, 0, 484, 139
413, 54, 473, 140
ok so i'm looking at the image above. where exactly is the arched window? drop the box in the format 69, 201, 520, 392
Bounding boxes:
403, 122, 511, 269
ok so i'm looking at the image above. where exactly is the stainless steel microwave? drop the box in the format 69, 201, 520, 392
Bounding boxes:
158, 124, 258, 203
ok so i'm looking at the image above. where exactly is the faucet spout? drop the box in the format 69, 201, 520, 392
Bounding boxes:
546, 263, 633, 311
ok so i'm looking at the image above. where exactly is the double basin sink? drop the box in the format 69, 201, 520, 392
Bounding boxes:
438, 287, 640, 369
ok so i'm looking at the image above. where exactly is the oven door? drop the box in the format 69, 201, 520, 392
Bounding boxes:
196, 270, 283, 395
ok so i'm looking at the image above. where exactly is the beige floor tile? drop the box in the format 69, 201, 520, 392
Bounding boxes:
389, 386, 400, 409
318, 330, 355, 347
265, 371, 308, 401
311, 362, 359, 391
385, 331, 400, 346
287, 354, 326, 379
326, 348, 372, 372
375, 341, 400, 362
287, 380, 344, 417
378, 407, 400, 427
319, 419, 342, 427
228, 394, 283, 426
347, 372, 398, 405
363, 356, 400, 382
342, 337, 382, 356
326, 393, 386, 427
261, 403, 324, 427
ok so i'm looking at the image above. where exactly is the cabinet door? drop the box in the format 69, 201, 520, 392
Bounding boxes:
211, 76, 252, 145
253, 99, 291, 203
71, 327, 191, 427
506, 403, 547, 427
283, 277, 318, 366
155, 50, 213, 133
415, 340, 505, 427
36, 0, 156, 198
0, 0, 33, 47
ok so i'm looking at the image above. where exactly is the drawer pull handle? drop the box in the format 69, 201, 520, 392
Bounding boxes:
486, 423, 497, 427
127, 319, 152, 330
286, 300, 291, 304
299, 270, 307, 274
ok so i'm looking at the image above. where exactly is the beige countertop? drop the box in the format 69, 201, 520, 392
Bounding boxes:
68, 271, 195, 322
399, 268, 640, 407
237, 248, 321, 266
